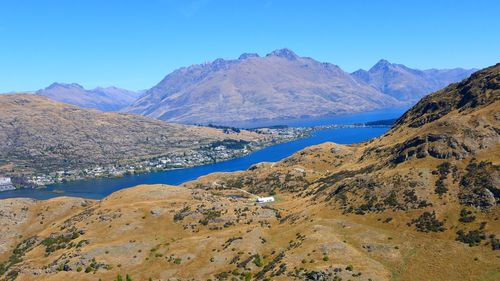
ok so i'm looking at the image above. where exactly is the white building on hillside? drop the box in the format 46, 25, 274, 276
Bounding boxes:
0, 177, 12, 185
0, 177, 14, 191
256, 196, 275, 203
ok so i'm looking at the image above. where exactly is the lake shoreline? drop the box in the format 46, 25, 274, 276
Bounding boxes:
0, 108, 405, 200
8, 123, 391, 191
0, 126, 391, 200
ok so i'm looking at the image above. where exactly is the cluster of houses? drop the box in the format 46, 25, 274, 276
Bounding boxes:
18, 126, 313, 188
0, 177, 14, 191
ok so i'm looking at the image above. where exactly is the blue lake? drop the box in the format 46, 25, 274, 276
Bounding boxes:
0, 109, 406, 200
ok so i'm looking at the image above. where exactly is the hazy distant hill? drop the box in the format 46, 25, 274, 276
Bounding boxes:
37, 83, 140, 111
352, 59, 476, 103
124, 49, 402, 124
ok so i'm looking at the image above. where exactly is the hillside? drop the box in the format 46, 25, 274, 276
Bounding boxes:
124, 49, 402, 124
0, 65, 498, 281
37, 83, 140, 112
352, 60, 475, 103
0, 94, 274, 183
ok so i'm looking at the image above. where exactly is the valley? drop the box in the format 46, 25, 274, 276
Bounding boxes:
0, 126, 388, 200
0, 64, 497, 281
0, 95, 311, 189
1, 1, 498, 281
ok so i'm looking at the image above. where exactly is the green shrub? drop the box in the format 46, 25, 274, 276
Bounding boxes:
173, 206, 190, 222
459, 161, 498, 208
199, 210, 222, 225
411, 211, 445, 232
434, 179, 448, 196
458, 209, 476, 223
253, 255, 263, 267
456, 229, 486, 246
490, 235, 500, 250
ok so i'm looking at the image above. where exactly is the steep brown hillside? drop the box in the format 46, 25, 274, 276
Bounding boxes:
0, 65, 498, 281
0, 94, 269, 181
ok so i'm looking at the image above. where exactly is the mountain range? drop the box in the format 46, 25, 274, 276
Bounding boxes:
352, 59, 476, 103
36, 83, 141, 112
30, 50, 475, 124
124, 49, 401, 124
124, 49, 475, 124
0, 64, 497, 281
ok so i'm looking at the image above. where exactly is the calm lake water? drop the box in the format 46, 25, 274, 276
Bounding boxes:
0, 109, 406, 200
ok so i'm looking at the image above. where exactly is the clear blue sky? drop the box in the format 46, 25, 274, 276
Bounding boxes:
1, 0, 499, 92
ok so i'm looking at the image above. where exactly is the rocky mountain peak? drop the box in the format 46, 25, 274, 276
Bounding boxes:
266, 48, 299, 60
46, 82, 84, 90
370, 59, 393, 71
238, 53, 260, 60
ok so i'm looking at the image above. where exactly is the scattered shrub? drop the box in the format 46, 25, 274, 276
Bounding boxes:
456, 229, 486, 246
490, 235, 500, 250
253, 255, 263, 267
411, 211, 445, 232
458, 209, 476, 223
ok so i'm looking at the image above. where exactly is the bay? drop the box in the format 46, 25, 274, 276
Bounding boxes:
0, 109, 405, 200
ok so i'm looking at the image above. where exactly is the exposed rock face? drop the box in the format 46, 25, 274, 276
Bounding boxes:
124, 49, 402, 124
352, 59, 476, 103
37, 83, 140, 111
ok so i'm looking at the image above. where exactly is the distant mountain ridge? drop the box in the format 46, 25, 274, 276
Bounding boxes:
125, 49, 476, 124
124, 49, 402, 124
36, 83, 140, 111
352, 59, 476, 103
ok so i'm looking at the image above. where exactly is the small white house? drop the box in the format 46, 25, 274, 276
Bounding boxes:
256, 196, 275, 203
0, 177, 12, 185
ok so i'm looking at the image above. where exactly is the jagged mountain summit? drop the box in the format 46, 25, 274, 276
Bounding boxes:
36, 83, 140, 111
352, 59, 476, 103
1, 65, 498, 281
124, 49, 402, 124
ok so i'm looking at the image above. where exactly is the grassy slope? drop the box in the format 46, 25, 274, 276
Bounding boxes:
0, 65, 499, 281
0, 94, 265, 177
